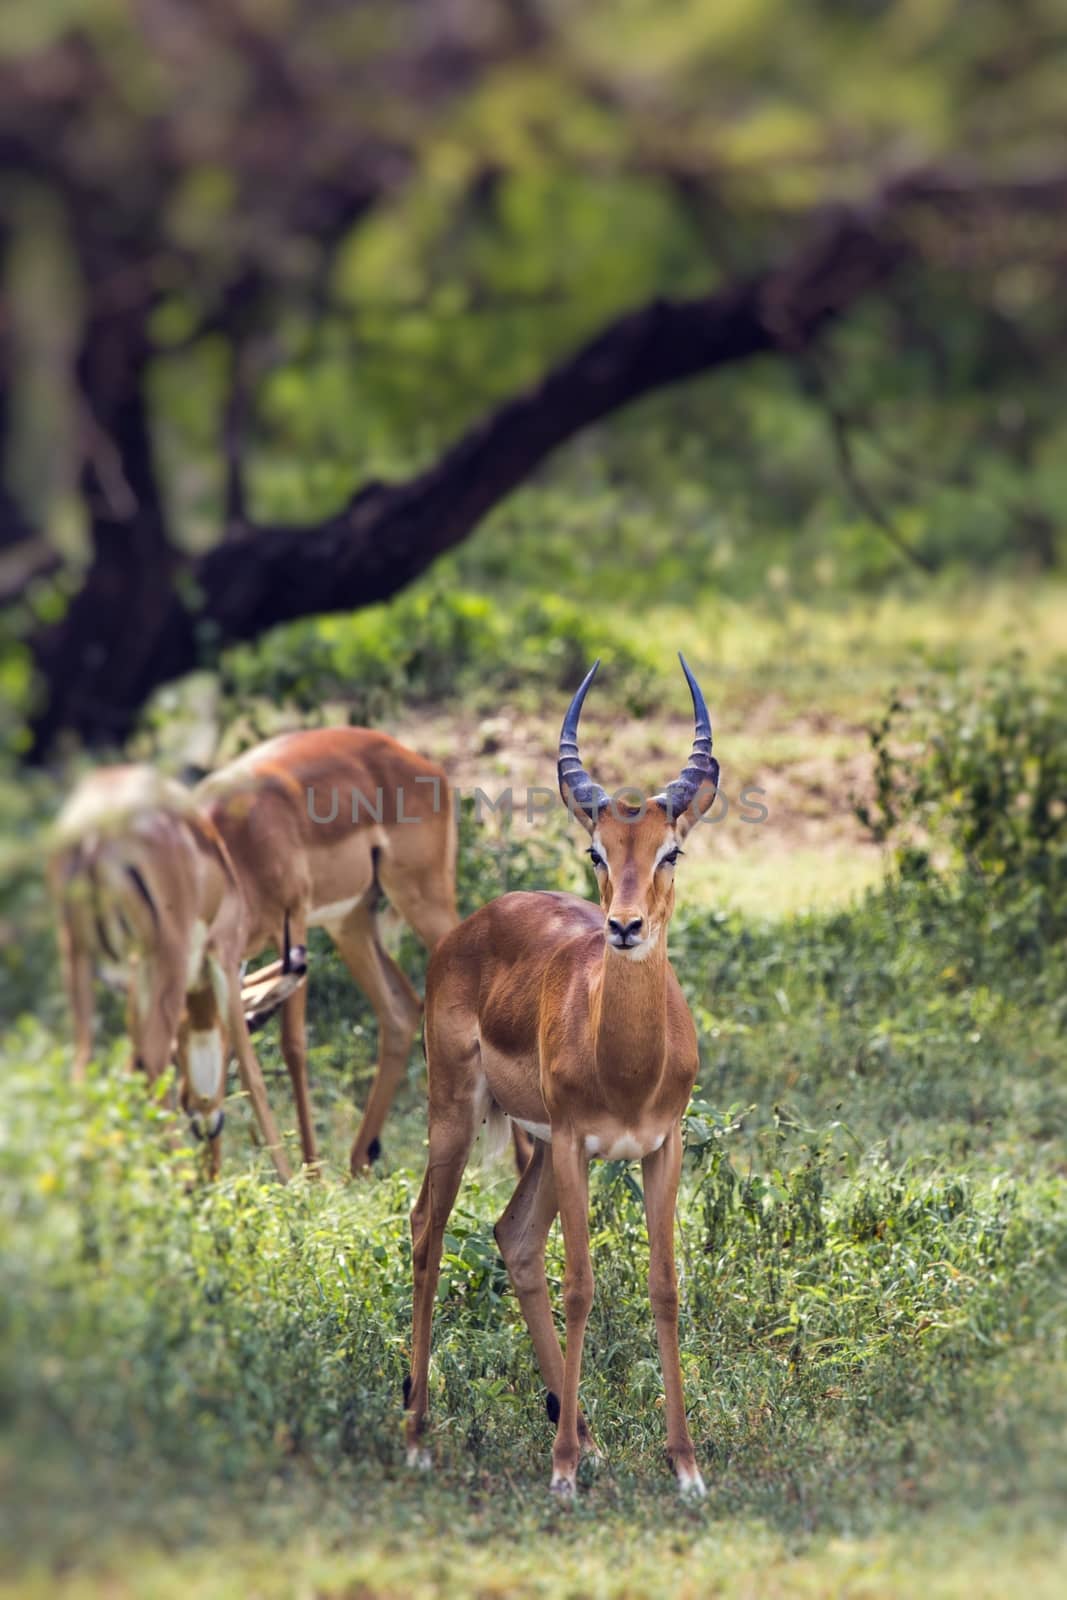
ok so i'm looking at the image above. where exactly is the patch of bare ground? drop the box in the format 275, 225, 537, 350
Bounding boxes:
390, 697, 886, 913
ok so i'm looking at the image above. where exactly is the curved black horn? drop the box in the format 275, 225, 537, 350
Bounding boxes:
655, 653, 719, 818
558, 660, 609, 821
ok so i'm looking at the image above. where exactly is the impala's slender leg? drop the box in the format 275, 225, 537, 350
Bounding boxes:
228, 981, 292, 1184
642, 1124, 704, 1496
278, 912, 318, 1169
494, 1139, 599, 1458
327, 901, 422, 1173
59, 915, 93, 1084
510, 1124, 534, 1175
549, 1134, 593, 1496
405, 1100, 478, 1468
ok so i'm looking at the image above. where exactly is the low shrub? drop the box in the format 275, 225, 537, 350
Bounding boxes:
856, 658, 1067, 931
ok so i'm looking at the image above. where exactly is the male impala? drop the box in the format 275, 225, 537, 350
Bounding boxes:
195, 728, 458, 1174
49, 766, 298, 1180
405, 655, 718, 1497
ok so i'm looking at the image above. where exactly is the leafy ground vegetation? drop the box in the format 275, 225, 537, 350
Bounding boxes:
1, 597, 1066, 1597
3, 2, 1067, 1591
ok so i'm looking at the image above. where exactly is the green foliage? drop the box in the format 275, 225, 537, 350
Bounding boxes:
3, 804, 1066, 1580
7, 0, 1067, 619
5, 5, 1067, 1586
0, 767, 64, 1024
3, 748, 1067, 1598
217, 587, 657, 732
857, 659, 1067, 931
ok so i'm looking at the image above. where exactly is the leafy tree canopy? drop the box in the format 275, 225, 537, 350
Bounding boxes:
1, 1, 1066, 752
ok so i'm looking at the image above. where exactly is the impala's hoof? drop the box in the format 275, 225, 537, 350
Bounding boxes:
350, 1140, 381, 1177
676, 1464, 706, 1499
406, 1445, 432, 1471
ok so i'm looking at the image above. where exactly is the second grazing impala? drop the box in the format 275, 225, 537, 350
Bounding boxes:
48, 765, 300, 1181
195, 728, 458, 1173
405, 655, 719, 1497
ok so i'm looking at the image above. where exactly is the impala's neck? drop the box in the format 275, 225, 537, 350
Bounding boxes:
590, 930, 671, 1093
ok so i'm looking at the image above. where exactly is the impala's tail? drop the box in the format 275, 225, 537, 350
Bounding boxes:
481, 1100, 513, 1165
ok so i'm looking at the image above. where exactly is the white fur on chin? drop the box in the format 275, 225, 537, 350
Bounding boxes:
606, 925, 660, 962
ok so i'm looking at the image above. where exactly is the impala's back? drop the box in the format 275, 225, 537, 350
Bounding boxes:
196, 727, 456, 953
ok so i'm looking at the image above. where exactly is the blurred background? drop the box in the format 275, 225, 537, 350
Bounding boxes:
2, 4, 1067, 1596
1, 0, 1066, 766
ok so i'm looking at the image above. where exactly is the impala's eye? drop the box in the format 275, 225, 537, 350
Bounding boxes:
660, 847, 683, 868
587, 847, 607, 871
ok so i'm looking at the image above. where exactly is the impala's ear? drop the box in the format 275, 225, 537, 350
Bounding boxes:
674, 762, 720, 842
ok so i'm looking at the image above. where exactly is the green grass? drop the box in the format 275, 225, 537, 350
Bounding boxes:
201, 575, 1067, 737
2, 851, 1066, 1596
3, 582, 1066, 1596
687, 842, 886, 918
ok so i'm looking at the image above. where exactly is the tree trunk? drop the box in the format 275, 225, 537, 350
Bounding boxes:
28, 293, 177, 754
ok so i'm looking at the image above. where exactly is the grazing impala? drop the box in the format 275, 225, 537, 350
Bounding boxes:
49, 766, 298, 1181
195, 728, 458, 1174
405, 655, 718, 1497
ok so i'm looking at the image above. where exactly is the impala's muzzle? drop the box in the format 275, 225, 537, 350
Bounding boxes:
179, 1023, 227, 1146
188, 1106, 225, 1141
607, 914, 646, 950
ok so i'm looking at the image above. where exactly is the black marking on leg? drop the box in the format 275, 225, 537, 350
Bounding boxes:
88, 861, 119, 962
368, 845, 384, 912
95, 914, 119, 964
125, 865, 159, 927
403, 1374, 412, 1408
546, 1390, 561, 1424
367, 1136, 382, 1163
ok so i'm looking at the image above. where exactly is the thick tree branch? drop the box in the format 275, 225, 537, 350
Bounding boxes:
22, 166, 1067, 756
192, 199, 909, 646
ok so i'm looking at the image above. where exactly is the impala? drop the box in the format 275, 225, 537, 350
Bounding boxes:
195, 727, 458, 1174
405, 655, 718, 1497
49, 766, 299, 1180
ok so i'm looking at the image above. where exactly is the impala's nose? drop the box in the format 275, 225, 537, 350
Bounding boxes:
607, 914, 646, 949
188, 1106, 225, 1141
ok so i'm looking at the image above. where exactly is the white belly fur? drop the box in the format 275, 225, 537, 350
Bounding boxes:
310, 894, 365, 928
512, 1120, 671, 1159
585, 1129, 668, 1161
